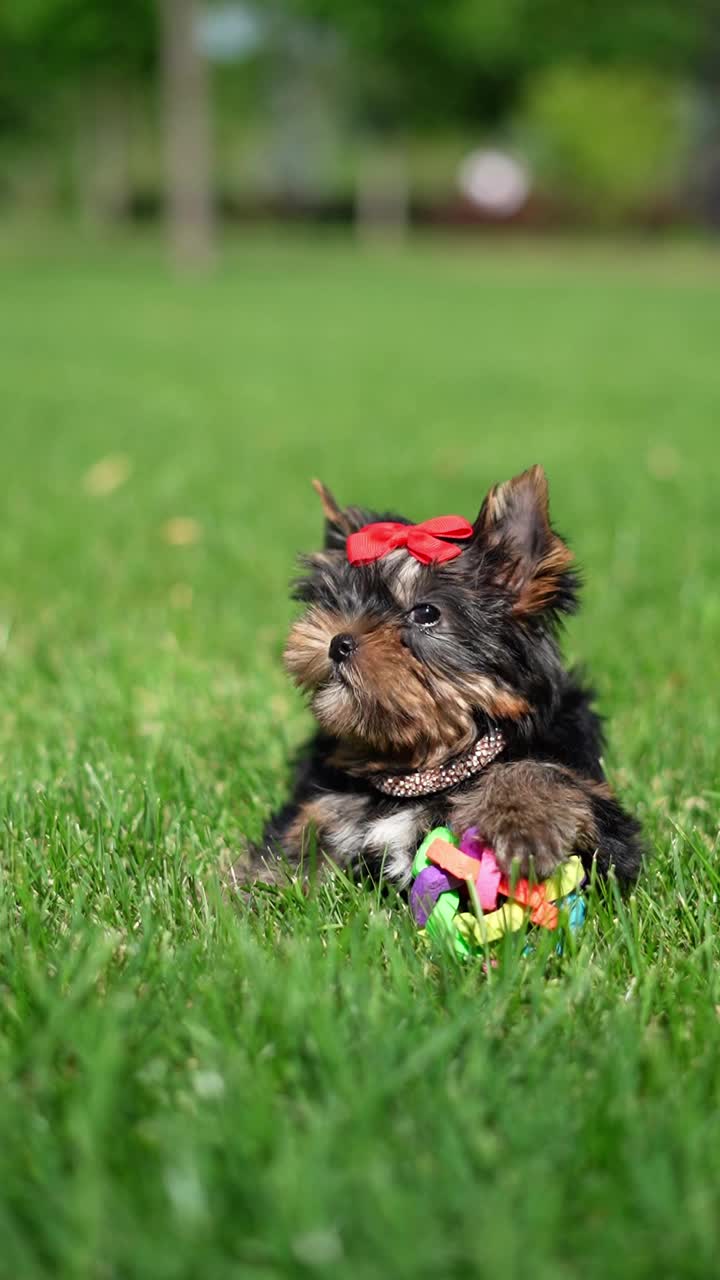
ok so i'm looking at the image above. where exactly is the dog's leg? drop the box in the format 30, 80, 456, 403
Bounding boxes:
576, 782, 645, 882
228, 798, 328, 890
230, 791, 372, 890
449, 761, 643, 883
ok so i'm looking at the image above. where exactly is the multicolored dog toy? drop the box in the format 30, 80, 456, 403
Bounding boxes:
410, 826, 586, 956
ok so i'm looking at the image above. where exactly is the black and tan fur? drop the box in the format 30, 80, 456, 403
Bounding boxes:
233, 466, 643, 890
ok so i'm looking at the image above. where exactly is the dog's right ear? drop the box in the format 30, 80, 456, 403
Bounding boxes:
311, 479, 371, 551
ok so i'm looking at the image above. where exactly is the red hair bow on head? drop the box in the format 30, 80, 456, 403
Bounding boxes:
346, 515, 473, 566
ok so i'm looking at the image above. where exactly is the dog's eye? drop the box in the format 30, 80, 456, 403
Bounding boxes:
409, 603, 441, 627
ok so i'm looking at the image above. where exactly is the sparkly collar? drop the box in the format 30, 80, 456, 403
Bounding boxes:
370, 727, 506, 798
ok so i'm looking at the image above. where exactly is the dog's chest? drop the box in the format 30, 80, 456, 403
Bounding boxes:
323, 792, 449, 887
360, 808, 427, 884
319, 773, 493, 886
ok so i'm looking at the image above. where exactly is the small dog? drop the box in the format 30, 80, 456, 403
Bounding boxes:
239, 466, 642, 890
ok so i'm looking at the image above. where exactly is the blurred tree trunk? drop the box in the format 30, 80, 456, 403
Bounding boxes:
157, 0, 215, 266
355, 142, 410, 240
77, 79, 132, 224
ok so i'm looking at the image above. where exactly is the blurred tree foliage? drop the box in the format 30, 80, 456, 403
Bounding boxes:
0, 0, 158, 219
280, 0, 715, 228
285, 0, 714, 133
519, 66, 685, 219
282, 0, 529, 131
0, 0, 155, 134
0, 0, 718, 225
2, 0, 712, 136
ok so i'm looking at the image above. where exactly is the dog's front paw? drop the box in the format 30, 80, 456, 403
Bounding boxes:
450, 760, 594, 881
491, 814, 574, 880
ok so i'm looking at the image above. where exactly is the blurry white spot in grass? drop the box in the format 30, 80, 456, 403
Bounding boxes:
137, 1057, 167, 1086
192, 1069, 225, 1100
292, 1228, 343, 1266
165, 1162, 208, 1225
137, 689, 163, 714
83, 455, 131, 496
647, 443, 680, 480
170, 583, 194, 609
682, 796, 710, 813
138, 721, 163, 738
162, 518, 202, 547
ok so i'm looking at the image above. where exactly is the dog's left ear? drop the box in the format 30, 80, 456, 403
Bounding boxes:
311, 479, 373, 551
473, 465, 577, 616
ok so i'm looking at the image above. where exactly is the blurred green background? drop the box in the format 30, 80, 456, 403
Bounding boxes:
2, 0, 720, 248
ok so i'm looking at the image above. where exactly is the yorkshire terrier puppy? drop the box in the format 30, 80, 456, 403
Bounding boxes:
237, 466, 642, 890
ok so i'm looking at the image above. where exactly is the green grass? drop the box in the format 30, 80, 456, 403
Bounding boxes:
1, 228, 720, 1279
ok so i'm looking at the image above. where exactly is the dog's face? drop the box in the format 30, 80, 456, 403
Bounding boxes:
285, 467, 577, 767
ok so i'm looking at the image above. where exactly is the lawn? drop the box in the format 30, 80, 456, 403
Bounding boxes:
1, 229, 720, 1280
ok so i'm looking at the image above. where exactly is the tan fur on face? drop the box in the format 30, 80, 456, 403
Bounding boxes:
284, 601, 527, 768
459, 676, 530, 722
351, 625, 476, 759
284, 608, 348, 687
285, 606, 531, 767
284, 607, 468, 761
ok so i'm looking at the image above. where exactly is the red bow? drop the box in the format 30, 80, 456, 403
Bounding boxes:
346, 515, 474, 566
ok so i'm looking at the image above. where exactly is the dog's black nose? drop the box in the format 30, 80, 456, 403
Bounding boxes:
329, 633, 357, 664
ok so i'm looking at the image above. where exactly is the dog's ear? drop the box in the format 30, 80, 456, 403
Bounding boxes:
473, 465, 577, 616
311, 479, 374, 551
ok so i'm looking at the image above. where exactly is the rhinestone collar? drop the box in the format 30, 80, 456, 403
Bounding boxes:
370, 727, 506, 798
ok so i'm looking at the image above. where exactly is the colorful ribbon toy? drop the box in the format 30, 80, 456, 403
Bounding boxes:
410, 826, 587, 955
346, 516, 473, 566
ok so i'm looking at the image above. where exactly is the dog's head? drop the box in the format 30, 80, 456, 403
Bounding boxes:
284, 467, 578, 768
